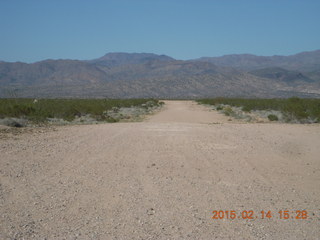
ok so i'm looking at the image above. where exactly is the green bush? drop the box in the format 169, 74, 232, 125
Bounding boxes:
0, 98, 161, 123
106, 117, 119, 123
242, 106, 251, 112
223, 106, 234, 116
197, 97, 320, 122
268, 114, 279, 121
12, 104, 36, 116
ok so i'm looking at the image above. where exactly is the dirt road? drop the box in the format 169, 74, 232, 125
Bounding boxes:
1, 101, 320, 239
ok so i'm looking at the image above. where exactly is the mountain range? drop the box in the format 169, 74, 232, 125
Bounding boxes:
1, 50, 320, 98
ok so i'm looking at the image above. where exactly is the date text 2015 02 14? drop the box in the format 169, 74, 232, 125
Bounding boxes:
211, 210, 309, 220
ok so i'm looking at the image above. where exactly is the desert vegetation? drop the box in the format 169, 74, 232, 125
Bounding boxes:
197, 97, 320, 123
0, 98, 162, 126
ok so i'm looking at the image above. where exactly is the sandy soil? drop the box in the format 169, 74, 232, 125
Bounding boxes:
1, 100, 320, 239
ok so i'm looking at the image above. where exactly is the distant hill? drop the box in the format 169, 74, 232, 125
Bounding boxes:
0, 60, 109, 86
249, 67, 315, 84
195, 50, 320, 72
1, 51, 320, 98
89, 52, 175, 67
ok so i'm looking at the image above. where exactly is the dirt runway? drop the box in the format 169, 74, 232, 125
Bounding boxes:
1, 101, 320, 239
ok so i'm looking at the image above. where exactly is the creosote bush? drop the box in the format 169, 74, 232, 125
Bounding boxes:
223, 106, 234, 116
197, 97, 320, 123
268, 114, 279, 121
0, 98, 161, 123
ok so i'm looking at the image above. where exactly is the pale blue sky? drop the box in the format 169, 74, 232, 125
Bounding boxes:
1, 0, 320, 62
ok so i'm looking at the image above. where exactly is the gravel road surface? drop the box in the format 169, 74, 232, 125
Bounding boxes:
1, 101, 320, 239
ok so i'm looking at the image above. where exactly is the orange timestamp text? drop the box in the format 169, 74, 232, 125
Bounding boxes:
212, 210, 309, 220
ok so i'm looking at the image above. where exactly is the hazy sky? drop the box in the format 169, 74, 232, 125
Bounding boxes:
1, 0, 320, 62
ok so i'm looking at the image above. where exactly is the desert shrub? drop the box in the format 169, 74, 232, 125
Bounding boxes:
12, 104, 36, 116
283, 97, 308, 120
197, 97, 320, 122
223, 106, 234, 116
268, 114, 279, 121
216, 106, 223, 111
106, 117, 119, 123
242, 106, 251, 112
0, 98, 161, 123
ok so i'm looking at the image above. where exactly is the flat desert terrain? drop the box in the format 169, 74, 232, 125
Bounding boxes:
1, 101, 320, 239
